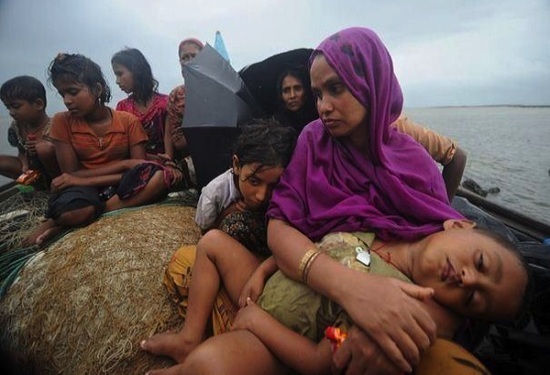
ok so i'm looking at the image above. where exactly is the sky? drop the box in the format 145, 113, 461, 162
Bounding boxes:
1, 0, 549, 115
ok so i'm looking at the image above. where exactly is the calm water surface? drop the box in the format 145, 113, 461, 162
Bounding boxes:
2, 107, 550, 224
406, 106, 550, 225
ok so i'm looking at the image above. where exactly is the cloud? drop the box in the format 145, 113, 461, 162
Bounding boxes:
1, 0, 549, 114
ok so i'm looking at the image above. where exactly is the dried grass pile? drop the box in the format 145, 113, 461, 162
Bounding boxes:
0, 202, 201, 374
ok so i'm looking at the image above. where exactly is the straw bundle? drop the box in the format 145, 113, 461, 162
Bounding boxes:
0, 203, 201, 374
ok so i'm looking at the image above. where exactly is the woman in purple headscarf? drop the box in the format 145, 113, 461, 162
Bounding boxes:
263, 27, 464, 373
155, 28, 467, 375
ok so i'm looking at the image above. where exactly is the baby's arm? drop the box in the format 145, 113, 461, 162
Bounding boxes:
238, 256, 278, 307
233, 299, 333, 375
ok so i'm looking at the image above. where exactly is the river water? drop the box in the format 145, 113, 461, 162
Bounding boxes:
406, 106, 550, 225
2, 107, 549, 224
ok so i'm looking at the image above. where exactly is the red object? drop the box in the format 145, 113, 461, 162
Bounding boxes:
27, 134, 37, 141
324, 326, 348, 353
16, 170, 40, 185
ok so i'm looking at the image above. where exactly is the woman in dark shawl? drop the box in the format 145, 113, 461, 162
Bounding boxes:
273, 69, 318, 133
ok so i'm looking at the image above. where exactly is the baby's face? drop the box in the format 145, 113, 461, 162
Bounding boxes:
412, 229, 526, 322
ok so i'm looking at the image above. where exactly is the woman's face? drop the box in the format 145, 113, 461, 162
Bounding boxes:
281, 75, 306, 112
54, 76, 99, 117
232, 160, 284, 211
310, 55, 368, 146
412, 227, 526, 322
179, 42, 201, 68
112, 62, 134, 94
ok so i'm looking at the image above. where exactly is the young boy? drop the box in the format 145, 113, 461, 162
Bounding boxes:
0, 75, 59, 186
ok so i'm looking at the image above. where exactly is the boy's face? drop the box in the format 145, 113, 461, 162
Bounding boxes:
412, 228, 526, 322
2, 98, 44, 125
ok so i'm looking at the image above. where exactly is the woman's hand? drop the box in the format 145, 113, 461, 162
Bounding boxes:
339, 273, 435, 373
332, 325, 401, 375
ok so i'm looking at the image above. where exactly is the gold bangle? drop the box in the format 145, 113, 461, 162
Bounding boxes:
298, 249, 318, 281
303, 251, 322, 284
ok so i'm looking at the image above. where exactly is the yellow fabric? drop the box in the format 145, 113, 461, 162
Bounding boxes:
416, 339, 491, 375
163, 245, 238, 336
393, 114, 457, 165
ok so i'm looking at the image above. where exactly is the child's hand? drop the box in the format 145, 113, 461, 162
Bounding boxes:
232, 297, 267, 333
235, 199, 249, 212
169, 167, 183, 185
238, 268, 266, 308
51, 173, 82, 192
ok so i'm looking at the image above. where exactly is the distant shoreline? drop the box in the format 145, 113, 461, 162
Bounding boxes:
2, 104, 550, 118
407, 104, 550, 109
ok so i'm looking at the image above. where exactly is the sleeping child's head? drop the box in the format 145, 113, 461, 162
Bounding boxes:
232, 118, 296, 211
411, 220, 530, 323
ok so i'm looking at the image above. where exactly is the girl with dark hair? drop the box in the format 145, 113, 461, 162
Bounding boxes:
24, 53, 170, 246
111, 48, 170, 157
140, 119, 297, 368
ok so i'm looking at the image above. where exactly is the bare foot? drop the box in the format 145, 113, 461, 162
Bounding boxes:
36, 226, 64, 246
22, 219, 62, 247
141, 331, 200, 364
145, 363, 186, 375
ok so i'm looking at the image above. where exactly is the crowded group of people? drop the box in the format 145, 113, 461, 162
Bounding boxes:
1, 27, 530, 375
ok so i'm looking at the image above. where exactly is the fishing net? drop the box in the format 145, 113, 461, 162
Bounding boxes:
0, 186, 50, 252
0, 193, 201, 374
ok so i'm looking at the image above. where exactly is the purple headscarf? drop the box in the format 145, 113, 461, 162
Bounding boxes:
267, 27, 463, 242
